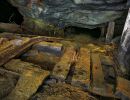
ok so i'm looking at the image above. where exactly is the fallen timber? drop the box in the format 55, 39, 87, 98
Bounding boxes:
0, 23, 22, 33
5, 69, 50, 100
71, 48, 90, 90
0, 68, 20, 77
52, 46, 77, 81
0, 36, 63, 66
0, 34, 129, 99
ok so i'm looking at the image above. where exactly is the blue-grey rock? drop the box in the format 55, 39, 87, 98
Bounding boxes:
118, 9, 130, 75
8, 0, 128, 30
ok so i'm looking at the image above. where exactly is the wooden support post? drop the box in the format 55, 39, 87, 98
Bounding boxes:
100, 26, 106, 38
106, 22, 115, 43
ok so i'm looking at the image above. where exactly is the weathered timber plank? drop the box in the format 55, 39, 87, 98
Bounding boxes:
0, 68, 20, 77
91, 53, 114, 97
0, 38, 31, 66
0, 38, 13, 53
5, 69, 50, 100
0, 37, 62, 66
92, 53, 105, 88
71, 48, 90, 90
100, 55, 114, 66
52, 47, 76, 81
4, 59, 41, 74
101, 55, 116, 83
115, 77, 130, 99
32, 41, 63, 56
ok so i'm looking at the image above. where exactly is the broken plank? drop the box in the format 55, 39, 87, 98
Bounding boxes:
91, 53, 114, 97
100, 55, 114, 66
4, 59, 41, 74
0, 22, 22, 33
115, 77, 130, 99
0, 68, 20, 77
71, 48, 90, 90
5, 69, 50, 100
52, 46, 76, 81
0, 38, 31, 66
0, 36, 62, 66
100, 55, 116, 84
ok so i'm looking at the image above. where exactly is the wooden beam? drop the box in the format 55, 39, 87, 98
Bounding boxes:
116, 77, 130, 99
5, 69, 49, 100
52, 46, 76, 81
0, 37, 63, 66
106, 22, 115, 43
91, 53, 113, 96
71, 48, 90, 90
0, 23, 22, 33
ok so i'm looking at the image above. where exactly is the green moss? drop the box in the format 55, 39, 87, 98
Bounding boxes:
23, 17, 64, 37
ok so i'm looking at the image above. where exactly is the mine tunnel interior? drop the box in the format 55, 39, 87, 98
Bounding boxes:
0, 0, 130, 100
65, 26, 101, 38
0, 0, 23, 25
0, 0, 101, 39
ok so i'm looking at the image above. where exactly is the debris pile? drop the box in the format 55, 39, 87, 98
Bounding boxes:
0, 33, 129, 100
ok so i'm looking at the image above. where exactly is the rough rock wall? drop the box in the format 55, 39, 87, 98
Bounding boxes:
8, 0, 128, 30
118, 9, 130, 75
